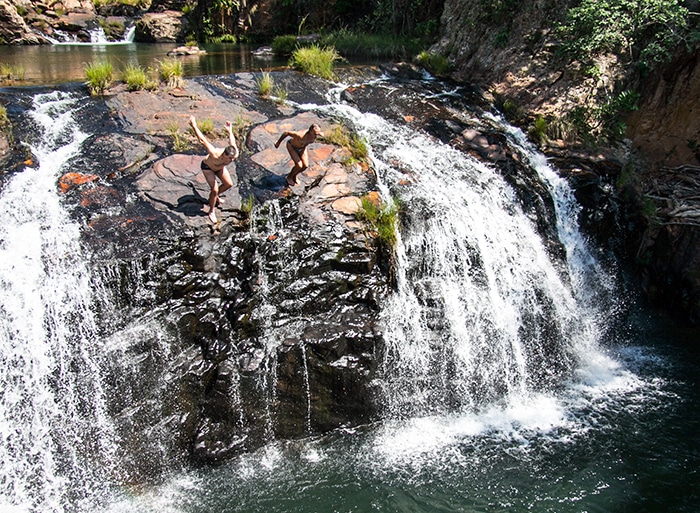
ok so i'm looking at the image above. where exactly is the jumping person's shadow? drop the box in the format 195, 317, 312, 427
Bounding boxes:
144, 182, 209, 218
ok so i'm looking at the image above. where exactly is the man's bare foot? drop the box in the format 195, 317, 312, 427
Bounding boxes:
207, 210, 218, 224
216, 197, 225, 206
286, 174, 297, 186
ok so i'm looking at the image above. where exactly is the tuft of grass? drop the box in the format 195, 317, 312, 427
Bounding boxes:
166, 120, 190, 151
123, 63, 146, 91
0, 63, 26, 82
289, 44, 339, 80
528, 115, 549, 146
84, 61, 113, 96
240, 194, 254, 214
416, 51, 451, 76
273, 85, 288, 104
230, 114, 251, 145
198, 117, 215, 135
322, 125, 368, 164
255, 71, 274, 98
158, 58, 184, 89
357, 195, 400, 249
0, 103, 12, 140
123, 64, 159, 91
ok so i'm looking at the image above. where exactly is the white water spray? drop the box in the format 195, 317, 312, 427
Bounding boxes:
0, 92, 116, 513
312, 90, 611, 417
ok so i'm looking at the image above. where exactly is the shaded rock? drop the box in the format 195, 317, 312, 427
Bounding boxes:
134, 10, 187, 43
0, 0, 47, 44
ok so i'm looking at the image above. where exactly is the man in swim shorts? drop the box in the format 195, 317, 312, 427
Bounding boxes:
274, 124, 323, 186
190, 115, 239, 224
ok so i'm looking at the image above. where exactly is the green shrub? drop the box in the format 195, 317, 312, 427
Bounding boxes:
322, 125, 368, 164
241, 194, 254, 214
357, 195, 400, 249
319, 29, 419, 59
166, 120, 189, 151
123, 63, 146, 91
158, 58, 184, 88
0, 63, 26, 82
556, 0, 689, 68
529, 115, 549, 146
273, 85, 288, 104
0, 103, 11, 137
84, 61, 113, 96
416, 51, 451, 76
272, 35, 299, 56
289, 45, 340, 80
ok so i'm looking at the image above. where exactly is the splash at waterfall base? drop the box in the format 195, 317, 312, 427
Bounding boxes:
0, 65, 671, 494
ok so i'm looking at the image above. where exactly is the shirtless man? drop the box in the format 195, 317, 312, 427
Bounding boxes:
190, 115, 239, 224
274, 124, 323, 186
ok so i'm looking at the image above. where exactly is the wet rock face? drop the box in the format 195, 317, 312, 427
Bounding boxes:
14, 72, 388, 468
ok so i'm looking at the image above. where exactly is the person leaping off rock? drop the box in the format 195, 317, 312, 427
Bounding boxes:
190, 115, 239, 224
274, 124, 323, 186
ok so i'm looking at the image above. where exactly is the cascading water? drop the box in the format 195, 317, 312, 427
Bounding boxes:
0, 92, 117, 512
1, 75, 697, 513
310, 91, 610, 417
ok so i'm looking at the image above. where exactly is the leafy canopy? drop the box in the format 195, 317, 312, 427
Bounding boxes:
557, 0, 689, 67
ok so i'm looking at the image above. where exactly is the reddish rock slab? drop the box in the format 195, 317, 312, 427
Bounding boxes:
58, 172, 99, 193
136, 153, 241, 229
248, 113, 375, 227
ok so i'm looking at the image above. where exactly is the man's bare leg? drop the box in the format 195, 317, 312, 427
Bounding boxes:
207, 189, 219, 223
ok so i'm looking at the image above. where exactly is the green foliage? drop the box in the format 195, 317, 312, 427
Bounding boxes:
158, 58, 184, 88
84, 61, 113, 96
357, 195, 400, 249
597, 89, 640, 140
230, 114, 251, 144
273, 85, 288, 104
416, 51, 451, 76
197, 118, 215, 135
322, 125, 369, 164
0, 103, 11, 139
289, 45, 340, 80
493, 93, 524, 122
528, 115, 549, 146
241, 194, 254, 214
272, 35, 301, 56
557, 0, 690, 68
122, 63, 158, 91
320, 28, 420, 59
548, 90, 639, 143
209, 33, 237, 43
166, 120, 190, 151
255, 71, 274, 98
0, 63, 26, 82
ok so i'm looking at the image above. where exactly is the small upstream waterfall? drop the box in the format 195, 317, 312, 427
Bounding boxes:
313, 89, 612, 417
0, 92, 116, 512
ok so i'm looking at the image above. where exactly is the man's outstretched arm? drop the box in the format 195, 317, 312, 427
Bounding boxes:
225, 121, 239, 159
190, 116, 216, 155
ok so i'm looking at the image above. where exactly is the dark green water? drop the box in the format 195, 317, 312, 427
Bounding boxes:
0, 42, 288, 86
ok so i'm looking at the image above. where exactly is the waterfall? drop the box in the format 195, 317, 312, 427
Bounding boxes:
0, 92, 116, 512
312, 91, 611, 418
